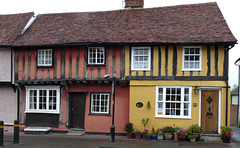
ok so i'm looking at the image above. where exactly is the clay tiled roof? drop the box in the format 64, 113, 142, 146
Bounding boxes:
13, 2, 237, 46
0, 12, 34, 46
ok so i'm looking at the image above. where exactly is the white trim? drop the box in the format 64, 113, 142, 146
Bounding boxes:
131, 47, 151, 71
90, 93, 110, 114
37, 49, 52, 66
182, 46, 202, 71
87, 47, 105, 65
199, 88, 221, 134
155, 86, 192, 119
25, 85, 60, 114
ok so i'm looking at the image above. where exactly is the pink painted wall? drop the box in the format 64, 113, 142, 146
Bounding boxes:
69, 84, 129, 133
0, 86, 17, 124
0, 48, 11, 82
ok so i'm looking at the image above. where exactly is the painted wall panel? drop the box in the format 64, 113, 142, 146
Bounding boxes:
0, 48, 11, 82
0, 86, 17, 124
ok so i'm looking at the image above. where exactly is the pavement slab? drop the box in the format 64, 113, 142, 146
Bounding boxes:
1, 132, 240, 148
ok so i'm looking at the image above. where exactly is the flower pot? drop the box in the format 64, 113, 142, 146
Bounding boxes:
196, 133, 201, 141
127, 133, 133, 139
142, 134, 146, 139
173, 132, 178, 141
157, 135, 164, 140
178, 135, 186, 141
146, 135, 152, 140
152, 135, 157, 139
164, 133, 173, 140
221, 135, 231, 143
190, 138, 196, 143
135, 134, 141, 140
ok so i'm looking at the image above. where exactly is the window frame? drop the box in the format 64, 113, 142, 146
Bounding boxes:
155, 86, 192, 119
90, 92, 111, 115
131, 47, 151, 71
37, 49, 53, 67
88, 47, 105, 65
182, 46, 202, 71
25, 86, 60, 114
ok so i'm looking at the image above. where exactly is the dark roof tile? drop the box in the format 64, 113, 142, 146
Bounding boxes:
13, 2, 237, 46
0, 12, 34, 46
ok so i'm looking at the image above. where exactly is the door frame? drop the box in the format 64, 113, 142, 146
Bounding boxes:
68, 92, 87, 129
199, 87, 222, 134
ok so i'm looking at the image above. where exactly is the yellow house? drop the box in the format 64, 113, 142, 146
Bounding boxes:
123, 3, 237, 134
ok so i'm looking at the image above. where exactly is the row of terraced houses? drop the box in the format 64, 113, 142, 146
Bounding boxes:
0, 0, 237, 134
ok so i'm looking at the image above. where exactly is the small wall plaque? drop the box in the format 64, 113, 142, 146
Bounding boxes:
193, 103, 197, 107
136, 102, 143, 108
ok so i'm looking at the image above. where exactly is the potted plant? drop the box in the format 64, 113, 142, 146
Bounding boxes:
173, 127, 181, 141
156, 128, 164, 140
124, 122, 134, 139
189, 124, 203, 141
221, 126, 233, 143
142, 118, 149, 139
142, 129, 148, 139
177, 128, 187, 141
151, 127, 157, 139
163, 126, 174, 140
188, 134, 197, 142
142, 118, 149, 130
146, 130, 152, 140
135, 129, 141, 140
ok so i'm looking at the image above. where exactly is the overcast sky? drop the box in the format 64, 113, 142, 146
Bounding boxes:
1, 0, 239, 88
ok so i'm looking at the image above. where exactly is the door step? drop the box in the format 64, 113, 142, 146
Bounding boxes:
201, 134, 221, 142
67, 128, 85, 136
24, 127, 51, 134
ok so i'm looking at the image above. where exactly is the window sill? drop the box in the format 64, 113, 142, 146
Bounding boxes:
181, 69, 202, 72
87, 64, 105, 66
155, 115, 191, 119
88, 113, 111, 116
25, 111, 60, 114
37, 65, 54, 68
131, 69, 151, 71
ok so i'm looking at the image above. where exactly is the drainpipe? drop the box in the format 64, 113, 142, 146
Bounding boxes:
225, 44, 235, 126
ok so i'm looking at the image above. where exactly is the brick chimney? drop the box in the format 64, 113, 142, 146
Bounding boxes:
125, 0, 144, 9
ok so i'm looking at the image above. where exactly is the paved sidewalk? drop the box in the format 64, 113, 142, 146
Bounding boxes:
2, 132, 240, 148
231, 126, 240, 143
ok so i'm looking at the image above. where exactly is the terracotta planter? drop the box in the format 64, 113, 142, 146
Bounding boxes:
127, 133, 133, 139
164, 133, 173, 140
178, 135, 186, 141
142, 134, 146, 139
195, 133, 201, 141
135, 134, 141, 140
221, 135, 231, 143
173, 132, 178, 141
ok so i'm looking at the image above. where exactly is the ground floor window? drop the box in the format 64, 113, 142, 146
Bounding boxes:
25, 86, 60, 113
155, 86, 192, 118
90, 93, 110, 114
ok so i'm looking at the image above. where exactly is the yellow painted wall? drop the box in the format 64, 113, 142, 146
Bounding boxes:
124, 45, 225, 77
129, 80, 230, 132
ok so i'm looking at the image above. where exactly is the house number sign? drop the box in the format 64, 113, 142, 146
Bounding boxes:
136, 102, 143, 108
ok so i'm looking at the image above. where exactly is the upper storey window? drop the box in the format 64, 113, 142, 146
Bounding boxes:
182, 46, 202, 71
88, 47, 105, 65
38, 49, 52, 66
131, 47, 151, 71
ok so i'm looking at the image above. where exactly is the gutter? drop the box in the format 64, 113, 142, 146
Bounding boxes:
225, 44, 235, 126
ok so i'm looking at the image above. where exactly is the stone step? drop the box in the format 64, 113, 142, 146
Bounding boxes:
24, 127, 51, 134
201, 134, 222, 142
67, 128, 85, 136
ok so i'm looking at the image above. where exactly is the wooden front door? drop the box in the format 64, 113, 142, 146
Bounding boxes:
201, 90, 219, 134
70, 93, 86, 129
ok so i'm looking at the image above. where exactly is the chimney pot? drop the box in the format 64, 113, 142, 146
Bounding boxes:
125, 0, 144, 9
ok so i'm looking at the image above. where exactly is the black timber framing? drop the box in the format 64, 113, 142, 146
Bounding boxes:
125, 76, 226, 81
